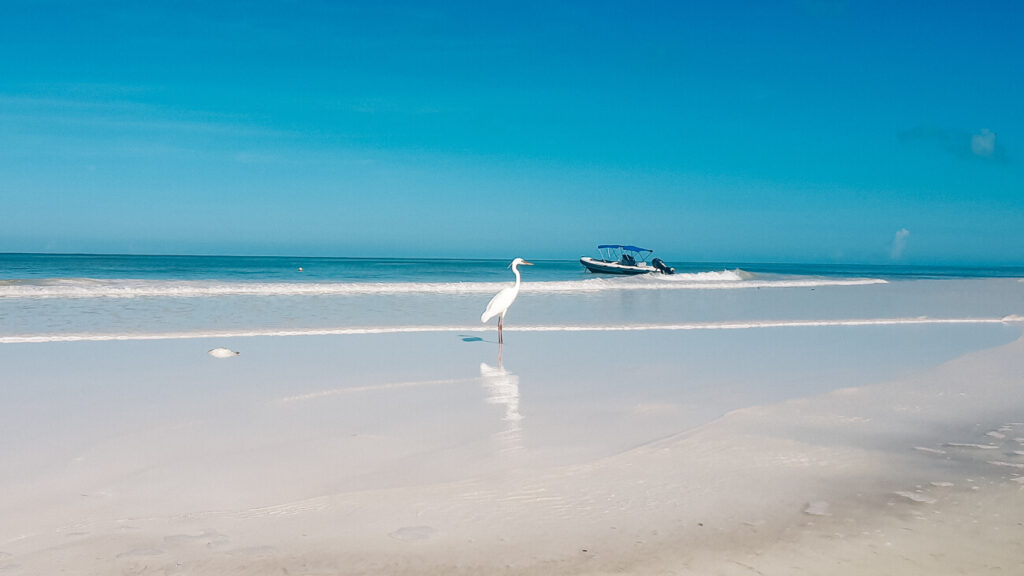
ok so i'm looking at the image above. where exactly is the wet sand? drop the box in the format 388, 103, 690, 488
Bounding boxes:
1, 326, 1022, 574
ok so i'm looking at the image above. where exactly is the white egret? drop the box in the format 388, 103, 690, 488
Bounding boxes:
481, 258, 533, 343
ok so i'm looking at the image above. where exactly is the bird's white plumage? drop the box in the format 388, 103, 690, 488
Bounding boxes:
481, 285, 518, 322
480, 258, 532, 343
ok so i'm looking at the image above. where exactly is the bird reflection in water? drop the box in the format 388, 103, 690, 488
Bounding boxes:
479, 346, 523, 455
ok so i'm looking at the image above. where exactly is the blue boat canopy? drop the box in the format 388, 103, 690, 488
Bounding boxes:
597, 244, 652, 253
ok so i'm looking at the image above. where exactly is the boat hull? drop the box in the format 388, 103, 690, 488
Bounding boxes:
580, 257, 654, 275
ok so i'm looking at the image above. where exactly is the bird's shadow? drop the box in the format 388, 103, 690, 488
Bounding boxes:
459, 334, 499, 344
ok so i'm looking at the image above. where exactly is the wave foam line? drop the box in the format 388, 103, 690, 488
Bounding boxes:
3, 316, 1021, 344
0, 276, 887, 299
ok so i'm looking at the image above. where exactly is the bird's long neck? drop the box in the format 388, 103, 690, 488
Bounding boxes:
511, 263, 522, 289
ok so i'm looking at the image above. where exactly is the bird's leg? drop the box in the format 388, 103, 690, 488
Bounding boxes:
498, 316, 503, 344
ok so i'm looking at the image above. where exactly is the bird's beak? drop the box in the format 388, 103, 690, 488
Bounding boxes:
522, 260, 534, 266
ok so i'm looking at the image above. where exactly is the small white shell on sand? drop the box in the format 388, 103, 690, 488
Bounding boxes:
894, 491, 937, 504
208, 347, 240, 358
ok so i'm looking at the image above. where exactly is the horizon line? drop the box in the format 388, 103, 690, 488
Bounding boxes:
3, 251, 1024, 269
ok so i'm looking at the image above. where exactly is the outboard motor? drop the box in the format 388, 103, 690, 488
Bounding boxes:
652, 258, 675, 275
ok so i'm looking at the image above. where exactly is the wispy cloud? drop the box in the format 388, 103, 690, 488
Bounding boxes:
971, 129, 996, 157
890, 228, 910, 260
0, 89, 311, 166
0, 92, 284, 138
899, 126, 1009, 163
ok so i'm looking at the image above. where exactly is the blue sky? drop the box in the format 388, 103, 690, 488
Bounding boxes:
1, 1, 1021, 263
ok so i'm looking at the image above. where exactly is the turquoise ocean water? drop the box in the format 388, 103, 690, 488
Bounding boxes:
2, 253, 1023, 342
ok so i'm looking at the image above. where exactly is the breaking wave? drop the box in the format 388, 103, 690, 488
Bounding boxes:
0, 271, 885, 299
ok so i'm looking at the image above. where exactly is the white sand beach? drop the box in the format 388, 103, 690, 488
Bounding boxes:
4, 0, 1023, 570
1, 322, 1023, 575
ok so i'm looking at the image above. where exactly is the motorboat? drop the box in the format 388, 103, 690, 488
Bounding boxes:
580, 245, 675, 275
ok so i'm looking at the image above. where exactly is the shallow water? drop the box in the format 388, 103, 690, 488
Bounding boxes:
2, 254, 1022, 340
3, 256, 1024, 575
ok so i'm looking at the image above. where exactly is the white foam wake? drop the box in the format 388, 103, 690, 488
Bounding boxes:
0, 275, 885, 299
2, 316, 1019, 344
